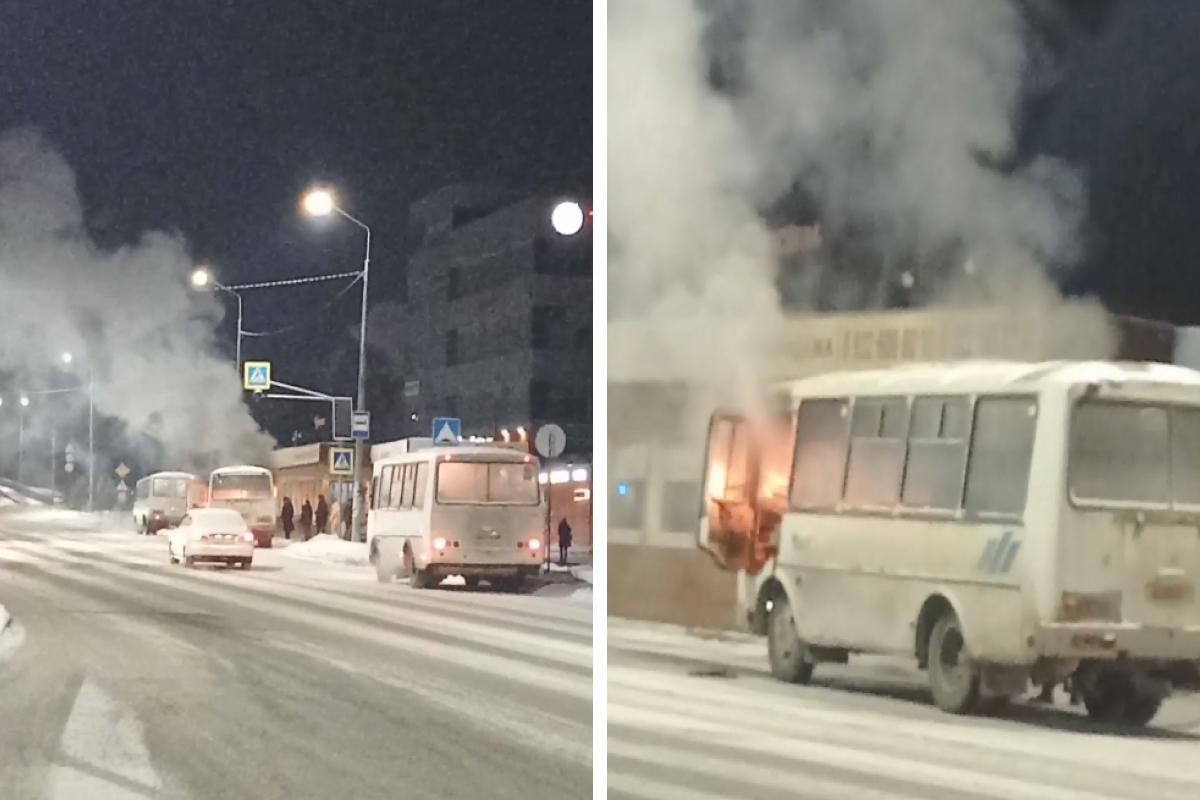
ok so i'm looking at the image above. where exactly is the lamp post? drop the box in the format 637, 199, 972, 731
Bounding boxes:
303, 187, 371, 543
62, 352, 96, 511
191, 266, 244, 369
16, 395, 29, 483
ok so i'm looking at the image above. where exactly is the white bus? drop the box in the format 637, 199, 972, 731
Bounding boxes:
132, 471, 207, 535
368, 442, 545, 590
700, 360, 1200, 726
207, 465, 276, 548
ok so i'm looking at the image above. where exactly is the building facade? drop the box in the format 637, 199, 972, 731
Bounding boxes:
371, 185, 592, 460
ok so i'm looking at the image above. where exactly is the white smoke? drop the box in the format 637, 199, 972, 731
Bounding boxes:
609, 0, 1111, 392
0, 129, 275, 471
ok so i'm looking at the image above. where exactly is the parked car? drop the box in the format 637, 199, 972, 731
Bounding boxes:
168, 507, 255, 569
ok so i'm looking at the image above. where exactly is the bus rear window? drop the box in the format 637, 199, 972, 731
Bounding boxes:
1070, 401, 1200, 506
211, 473, 272, 498
151, 477, 190, 498
436, 462, 539, 505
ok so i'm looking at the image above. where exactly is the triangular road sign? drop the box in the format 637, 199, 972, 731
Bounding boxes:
435, 422, 457, 443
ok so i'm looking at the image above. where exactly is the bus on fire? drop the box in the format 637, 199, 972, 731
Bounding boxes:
700, 360, 1200, 726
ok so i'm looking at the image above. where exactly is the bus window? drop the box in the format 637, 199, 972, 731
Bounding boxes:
845, 398, 907, 508
964, 397, 1037, 517
902, 396, 969, 510
412, 463, 429, 509
436, 461, 539, 505
790, 399, 850, 510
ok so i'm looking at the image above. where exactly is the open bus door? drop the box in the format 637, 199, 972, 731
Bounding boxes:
698, 408, 794, 575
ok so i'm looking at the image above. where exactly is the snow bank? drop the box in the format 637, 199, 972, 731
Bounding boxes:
533, 583, 593, 607
280, 534, 369, 567
572, 566, 593, 585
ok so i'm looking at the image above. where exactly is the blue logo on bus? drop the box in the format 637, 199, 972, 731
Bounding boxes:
979, 530, 1021, 574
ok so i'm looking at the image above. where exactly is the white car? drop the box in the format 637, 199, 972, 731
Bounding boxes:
168, 508, 256, 569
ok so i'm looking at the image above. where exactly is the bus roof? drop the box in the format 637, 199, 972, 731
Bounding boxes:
210, 464, 272, 474
774, 360, 1200, 399
140, 471, 199, 481
373, 445, 535, 467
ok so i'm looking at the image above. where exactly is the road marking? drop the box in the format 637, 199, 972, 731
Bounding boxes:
47, 678, 163, 799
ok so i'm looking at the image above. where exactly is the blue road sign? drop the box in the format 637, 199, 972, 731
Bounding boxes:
432, 417, 461, 445
243, 360, 271, 391
329, 447, 354, 475
352, 410, 370, 440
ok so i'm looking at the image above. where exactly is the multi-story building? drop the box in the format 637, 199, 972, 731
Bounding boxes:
370, 184, 592, 459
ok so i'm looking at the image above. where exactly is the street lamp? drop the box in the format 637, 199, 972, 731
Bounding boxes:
60, 352, 96, 511
302, 185, 371, 543
550, 200, 585, 236
190, 265, 244, 369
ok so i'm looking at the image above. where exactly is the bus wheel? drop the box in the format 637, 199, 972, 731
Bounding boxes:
410, 568, 432, 589
374, 554, 394, 583
464, 576, 480, 589
766, 593, 814, 684
1081, 668, 1163, 727
927, 612, 981, 713
183, 554, 196, 569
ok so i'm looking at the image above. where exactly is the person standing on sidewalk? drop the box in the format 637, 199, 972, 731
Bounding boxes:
557, 517, 573, 566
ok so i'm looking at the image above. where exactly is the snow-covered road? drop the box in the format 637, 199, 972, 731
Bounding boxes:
608, 618, 1200, 800
0, 510, 592, 799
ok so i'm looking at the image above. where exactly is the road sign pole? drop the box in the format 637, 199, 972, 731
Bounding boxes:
87, 375, 94, 512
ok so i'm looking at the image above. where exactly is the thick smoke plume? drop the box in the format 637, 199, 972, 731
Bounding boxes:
0, 129, 275, 473
609, 0, 1116, 411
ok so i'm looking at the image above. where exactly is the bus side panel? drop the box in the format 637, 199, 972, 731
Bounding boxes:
779, 513, 1030, 663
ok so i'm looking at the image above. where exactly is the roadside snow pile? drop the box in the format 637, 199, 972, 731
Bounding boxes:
572, 566, 593, 585
533, 582, 593, 606
280, 534, 369, 567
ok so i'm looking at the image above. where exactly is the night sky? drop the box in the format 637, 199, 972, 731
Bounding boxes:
0, 0, 592, 441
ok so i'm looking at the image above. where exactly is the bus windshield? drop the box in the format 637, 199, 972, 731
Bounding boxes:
210, 472, 272, 499
1070, 400, 1200, 507
435, 461, 539, 505
151, 477, 191, 498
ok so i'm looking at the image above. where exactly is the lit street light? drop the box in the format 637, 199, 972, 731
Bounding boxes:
190, 266, 244, 369
61, 352, 73, 365
302, 188, 336, 218
303, 185, 371, 543
551, 200, 585, 236
19, 395, 30, 407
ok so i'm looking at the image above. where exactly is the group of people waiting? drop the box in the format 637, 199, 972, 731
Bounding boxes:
278, 494, 353, 540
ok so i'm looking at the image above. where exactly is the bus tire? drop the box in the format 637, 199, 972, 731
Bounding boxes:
927, 612, 981, 714
410, 568, 432, 590
1081, 668, 1162, 727
375, 552, 394, 583
766, 593, 814, 684
184, 554, 196, 569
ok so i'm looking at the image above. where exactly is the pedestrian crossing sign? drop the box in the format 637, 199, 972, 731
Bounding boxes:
432, 417, 461, 446
243, 360, 271, 392
329, 447, 354, 475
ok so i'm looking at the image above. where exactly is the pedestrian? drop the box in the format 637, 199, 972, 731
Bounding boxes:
343, 495, 354, 540
557, 517, 573, 566
315, 494, 329, 535
329, 496, 342, 538
299, 499, 314, 540
280, 496, 295, 540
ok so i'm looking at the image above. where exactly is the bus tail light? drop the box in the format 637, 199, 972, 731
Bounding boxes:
432, 536, 448, 551
1058, 591, 1122, 622
528, 539, 541, 551
241, 532, 255, 543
